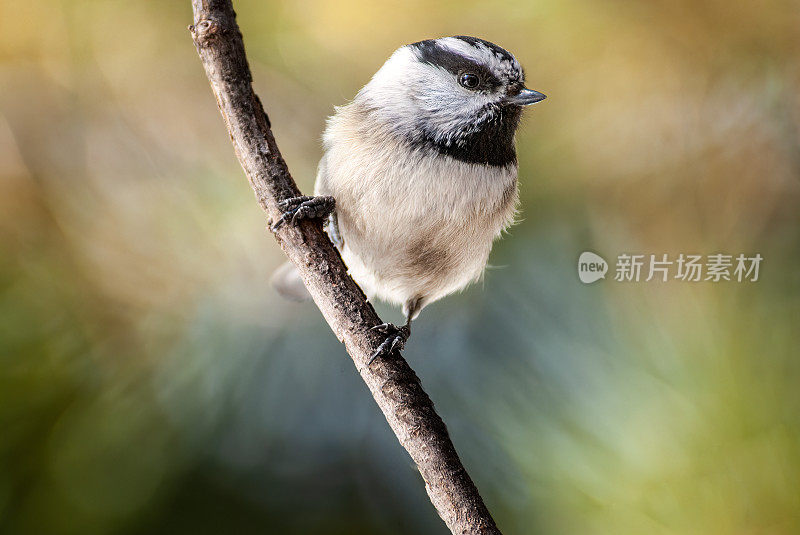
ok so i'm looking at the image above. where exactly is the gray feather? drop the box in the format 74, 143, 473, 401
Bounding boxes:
271, 261, 311, 302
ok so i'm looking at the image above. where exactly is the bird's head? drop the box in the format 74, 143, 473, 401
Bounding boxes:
355, 36, 546, 166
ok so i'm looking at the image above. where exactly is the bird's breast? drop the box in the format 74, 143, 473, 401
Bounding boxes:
316, 105, 519, 304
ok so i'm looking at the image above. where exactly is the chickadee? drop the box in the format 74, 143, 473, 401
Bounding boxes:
272, 36, 545, 360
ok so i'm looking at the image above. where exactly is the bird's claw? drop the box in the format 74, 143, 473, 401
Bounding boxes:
368, 323, 410, 365
272, 195, 335, 231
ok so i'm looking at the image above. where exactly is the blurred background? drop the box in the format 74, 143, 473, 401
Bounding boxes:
2, 1, 800, 534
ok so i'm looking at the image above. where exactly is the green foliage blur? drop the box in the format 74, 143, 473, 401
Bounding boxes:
2, 1, 799, 534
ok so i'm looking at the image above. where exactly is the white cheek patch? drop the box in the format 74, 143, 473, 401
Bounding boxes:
355, 40, 518, 146
413, 64, 498, 143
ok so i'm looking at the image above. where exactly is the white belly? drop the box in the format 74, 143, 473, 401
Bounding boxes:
316, 110, 518, 315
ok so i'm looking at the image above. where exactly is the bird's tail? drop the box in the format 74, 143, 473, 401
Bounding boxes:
270, 261, 311, 302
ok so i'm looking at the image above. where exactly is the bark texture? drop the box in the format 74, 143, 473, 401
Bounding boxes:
189, 2, 502, 533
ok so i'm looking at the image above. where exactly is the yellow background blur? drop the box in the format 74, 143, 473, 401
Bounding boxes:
2, 1, 799, 534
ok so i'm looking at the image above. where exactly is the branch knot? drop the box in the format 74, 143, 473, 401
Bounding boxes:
190, 17, 222, 45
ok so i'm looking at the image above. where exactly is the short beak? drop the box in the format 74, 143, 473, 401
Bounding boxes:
506, 88, 547, 106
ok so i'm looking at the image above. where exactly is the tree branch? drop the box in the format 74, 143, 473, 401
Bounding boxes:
189, 2, 502, 533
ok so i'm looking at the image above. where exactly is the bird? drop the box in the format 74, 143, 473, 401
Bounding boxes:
271, 36, 545, 361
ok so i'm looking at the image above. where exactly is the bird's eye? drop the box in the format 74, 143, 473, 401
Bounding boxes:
459, 73, 480, 89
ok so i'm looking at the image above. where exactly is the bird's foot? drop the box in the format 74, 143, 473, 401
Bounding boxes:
368, 323, 410, 365
271, 195, 335, 231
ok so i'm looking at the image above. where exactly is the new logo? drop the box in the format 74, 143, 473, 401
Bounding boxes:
578, 252, 608, 284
